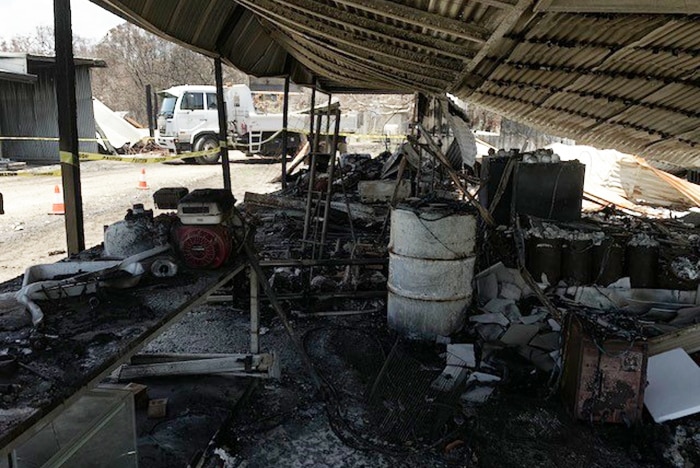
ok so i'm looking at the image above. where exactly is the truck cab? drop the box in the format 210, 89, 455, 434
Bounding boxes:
157, 85, 221, 163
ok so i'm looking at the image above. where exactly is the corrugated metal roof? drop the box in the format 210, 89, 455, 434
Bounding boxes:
89, 0, 700, 166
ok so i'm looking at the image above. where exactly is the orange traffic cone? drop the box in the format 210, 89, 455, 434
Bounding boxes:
137, 168, 149, 190
49, 185, 65, 215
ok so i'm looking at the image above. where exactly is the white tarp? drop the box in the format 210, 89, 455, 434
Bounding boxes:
93, 98, 150, 149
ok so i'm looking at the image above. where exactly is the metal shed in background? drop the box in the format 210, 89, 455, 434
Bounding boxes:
0, 53, 105, 162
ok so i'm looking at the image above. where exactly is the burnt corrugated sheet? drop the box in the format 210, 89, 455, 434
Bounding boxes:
89, 0, 700, 166
0, 67, 97, 162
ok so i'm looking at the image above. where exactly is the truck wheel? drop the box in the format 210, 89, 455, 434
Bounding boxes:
193, 135, 221, 165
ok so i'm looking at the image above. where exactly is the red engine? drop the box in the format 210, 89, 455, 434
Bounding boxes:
173, 225, 232, 269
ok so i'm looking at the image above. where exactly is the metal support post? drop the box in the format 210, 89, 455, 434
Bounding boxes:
54, 0, 85, 254
325, 93, 332, 151
250, 267, 260, 354
281, 76, 290, 189
215, 57, 232, 191
319, 108, 342, 258
302, 81, 318, 242
146, 84, 154, 138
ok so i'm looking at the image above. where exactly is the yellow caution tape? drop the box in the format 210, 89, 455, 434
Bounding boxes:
59, 151, 77, 166
0, 168, 62, 177
0, 136, 99, 142
286, 128, 408, 140
0, 147, 223, 176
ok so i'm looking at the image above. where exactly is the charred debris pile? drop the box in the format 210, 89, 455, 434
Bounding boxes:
238, 131, 700, 463
3, 121, 700, 463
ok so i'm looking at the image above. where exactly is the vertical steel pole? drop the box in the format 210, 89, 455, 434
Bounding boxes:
215, 57, 231, 190
249, 267, 260, 354
145, 84, 154, 138
302, 84, 317, 241
281, 76, 290, 189
54, 0, 84, 254
319, 108, 342, 259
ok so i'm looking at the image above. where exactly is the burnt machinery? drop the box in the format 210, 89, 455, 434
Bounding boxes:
103, 187, 241, 270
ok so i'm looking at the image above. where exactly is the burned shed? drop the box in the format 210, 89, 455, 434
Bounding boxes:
5, 0, 700, 466
0, 53, 104, 162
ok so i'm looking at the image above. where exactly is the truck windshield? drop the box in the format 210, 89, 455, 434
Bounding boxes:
159, 96, 177, 117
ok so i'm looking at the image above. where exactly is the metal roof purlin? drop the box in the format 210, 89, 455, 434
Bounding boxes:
266, 0, 474, 61
330, 0, 491, 43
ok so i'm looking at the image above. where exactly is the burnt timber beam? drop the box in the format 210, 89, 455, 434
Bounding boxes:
54, 0, 85, 254
267, 0, 475, 61
331, 0, 491, 43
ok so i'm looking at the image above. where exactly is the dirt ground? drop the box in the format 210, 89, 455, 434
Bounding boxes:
0, 151, 281, 283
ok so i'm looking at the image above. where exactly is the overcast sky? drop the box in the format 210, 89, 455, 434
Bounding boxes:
0, 0, 124, 42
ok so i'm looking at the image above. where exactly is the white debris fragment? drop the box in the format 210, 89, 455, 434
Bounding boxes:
547, 318, 561, 332
460, 372, 502, 404
431, 364, 469, 392
446, 343, 476, 368
607, 277, 631, 289
476, 323, 506, 342
645, 348, 700, 423
671, 257, 700, 280
628, 233, 659, 247
435, 335, 451, 345
469, 312, 510, 327
500, 324, 540, 347
520, 312, 548, 325
499, 282, 522, 301
483, 298, 516, 316
213, 447, 244, 467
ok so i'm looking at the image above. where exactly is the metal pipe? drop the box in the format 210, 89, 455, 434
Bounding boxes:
250, 267, 260, 354
302, 83, 317, 241
325, 92, 332, 150
319, 108, 342, 258
259, 257, 387, 267
281, 76, 290, 189
53, 0, 84, 254
302, 151, 318, 241
215, 57, 232, 190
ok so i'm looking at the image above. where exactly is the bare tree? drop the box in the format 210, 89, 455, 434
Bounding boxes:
91, 23, 246, 124
0, 25, 93, 56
